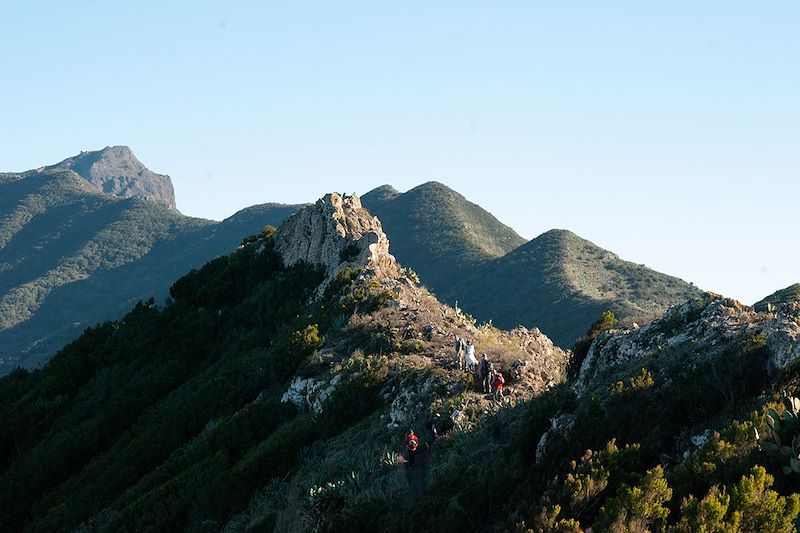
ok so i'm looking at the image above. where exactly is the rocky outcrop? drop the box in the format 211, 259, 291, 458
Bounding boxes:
573, 294, 800, 395
762, 302, 800, 372
47, 146, 176, 209
273, 193, 398, 288
281, 373, 344, 414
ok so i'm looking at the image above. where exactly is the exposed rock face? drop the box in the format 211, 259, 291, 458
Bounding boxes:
47, 146, 177, 209
505, 326, 570, 395
763, 302, 800, 372
573, 294, 800, 395
281, 373, 343, 414
273, 193, 397, 287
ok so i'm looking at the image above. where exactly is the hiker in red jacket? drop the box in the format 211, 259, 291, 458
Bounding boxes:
491, 370, 506, 402
406, 429, 419, 467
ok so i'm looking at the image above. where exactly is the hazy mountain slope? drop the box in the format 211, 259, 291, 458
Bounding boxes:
362, 182, 526, 291
447, 229, 703, 347
2, 195, 800, 532
755, 283, 800, 312
0, 155, 302, 373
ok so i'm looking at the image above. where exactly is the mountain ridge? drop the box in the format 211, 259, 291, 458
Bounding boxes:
0, 151, 304, 372
447, 227, 702, 346
362, 180, 527, 291
363, 182, 702, 347
2, 194, 800, 531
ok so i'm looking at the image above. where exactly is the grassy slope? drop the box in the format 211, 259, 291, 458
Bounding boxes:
363, 183, 700, 349
362, 182, 526, 292
447, 229, 702, 347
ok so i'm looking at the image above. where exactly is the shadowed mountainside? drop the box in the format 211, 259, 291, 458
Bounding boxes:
2, 194, 800, 532
0, 153, 302, 373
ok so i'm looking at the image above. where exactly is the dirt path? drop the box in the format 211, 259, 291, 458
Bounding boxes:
404, 443, 429, 499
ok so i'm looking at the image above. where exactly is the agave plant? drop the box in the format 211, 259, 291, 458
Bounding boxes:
760, 393, 800, 474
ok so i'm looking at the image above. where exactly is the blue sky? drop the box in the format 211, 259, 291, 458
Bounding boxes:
1, 1, 797, 305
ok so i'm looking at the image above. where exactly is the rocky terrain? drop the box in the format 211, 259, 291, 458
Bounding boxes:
755, 283, 800, 312
274, 193, 399, 286
574, 295, 800, 396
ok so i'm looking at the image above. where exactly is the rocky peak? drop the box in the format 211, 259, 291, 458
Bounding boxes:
273, 193, 398, 286
47, 146, 176, 209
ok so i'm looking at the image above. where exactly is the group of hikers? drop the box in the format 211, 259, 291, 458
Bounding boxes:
454, 335, 505, 400
403, 336, 508, 468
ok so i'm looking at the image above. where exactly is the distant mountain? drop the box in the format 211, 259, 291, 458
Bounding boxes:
362, 182, 526, 291
0, 151, 302, 373
755, 283, 800, 312
45, 145, 177, 209
363, 183, 701, 348
446, 229, 702, 347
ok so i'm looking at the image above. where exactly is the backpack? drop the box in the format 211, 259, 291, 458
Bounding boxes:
407, 437, 418, 451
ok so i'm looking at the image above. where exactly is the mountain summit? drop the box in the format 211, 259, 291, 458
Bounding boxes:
45, 146, 177, 209
362, 181, 526, 291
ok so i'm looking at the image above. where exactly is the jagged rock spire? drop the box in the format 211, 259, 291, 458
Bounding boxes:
273, 193, 398, 285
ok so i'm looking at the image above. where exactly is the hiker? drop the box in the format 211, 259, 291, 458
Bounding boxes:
465, 340, 478, 371
406, 429, 419, 467
454, 335, 465, 370
491, 369, 506, 402
429, 413, 441, 442
479, 354, 491, 393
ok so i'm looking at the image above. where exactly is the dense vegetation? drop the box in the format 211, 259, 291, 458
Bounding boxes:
0, 237, 331, 531
2, 220, 799, 531
0, 165, 300, 373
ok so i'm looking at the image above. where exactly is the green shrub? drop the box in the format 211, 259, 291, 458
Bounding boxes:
592, 465, 672, 532
672, 466, 800, 532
